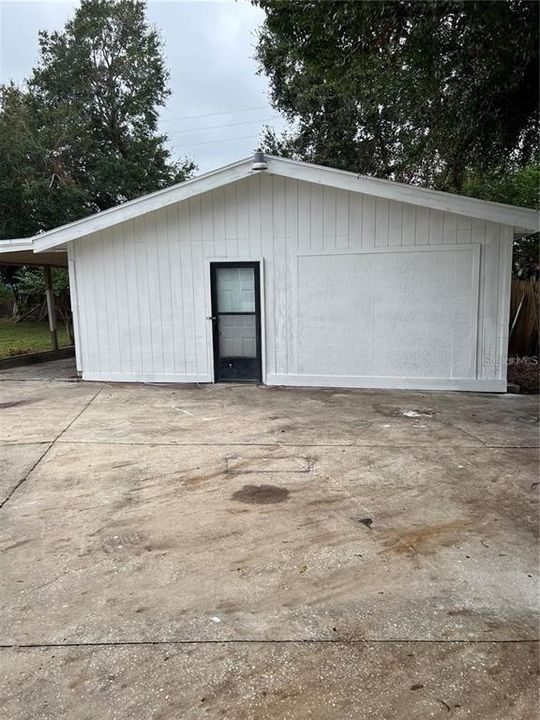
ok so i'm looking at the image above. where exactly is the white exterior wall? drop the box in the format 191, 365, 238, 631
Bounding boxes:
69, 174, 513, 391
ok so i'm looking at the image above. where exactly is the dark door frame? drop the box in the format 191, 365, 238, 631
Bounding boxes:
210, 261, 262, 383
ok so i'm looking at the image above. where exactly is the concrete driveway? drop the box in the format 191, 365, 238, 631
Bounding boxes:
0, 360, 538, 719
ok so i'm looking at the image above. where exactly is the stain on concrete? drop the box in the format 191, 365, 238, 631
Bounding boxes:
374, 404, 435, 419
307, 494, 344, 507
226, 456, 312, 473
231, 484, 290, 504
100, 531, 146, 552
0, 400, 33, 409
381, 520, 471, 555
0, 538, 33, 552
182, 465, 229, 488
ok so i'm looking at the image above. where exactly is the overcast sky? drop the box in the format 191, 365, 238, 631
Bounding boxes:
0, 0, 288, 172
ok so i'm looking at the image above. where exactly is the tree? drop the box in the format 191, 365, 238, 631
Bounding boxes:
0, 84, 89, 239
254, 1, 539, 193
460, 163, 539, 278
0, 0, 194, 239
459, 164, 539, 278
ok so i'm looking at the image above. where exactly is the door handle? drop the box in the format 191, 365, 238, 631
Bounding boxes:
206, 316, 217, 321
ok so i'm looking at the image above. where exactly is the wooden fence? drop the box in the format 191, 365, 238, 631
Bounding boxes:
509, 279, 539, 357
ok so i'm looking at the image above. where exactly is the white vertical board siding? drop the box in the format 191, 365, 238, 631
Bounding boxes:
71, 175, 512, 390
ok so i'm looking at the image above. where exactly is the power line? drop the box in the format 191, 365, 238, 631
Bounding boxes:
167, 116, 280, 135
160, 105, 269, 123
174, 133, 263, 148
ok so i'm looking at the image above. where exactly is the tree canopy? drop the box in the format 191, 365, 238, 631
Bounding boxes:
254, 0, 539, 196
0, 0, 194, 239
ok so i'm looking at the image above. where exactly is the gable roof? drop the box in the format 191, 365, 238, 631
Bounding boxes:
32, 154, 539, 252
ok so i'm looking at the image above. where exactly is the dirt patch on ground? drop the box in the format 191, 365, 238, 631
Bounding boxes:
231, 484, 290, 504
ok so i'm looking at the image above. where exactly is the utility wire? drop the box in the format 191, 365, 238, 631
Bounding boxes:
160, 105, 269, 123
173, 133, 263, 148
167, 116, 280, 135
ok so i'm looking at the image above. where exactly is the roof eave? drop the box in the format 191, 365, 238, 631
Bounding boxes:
33, 156, 254, 252
266, 156, 539, 231
0, 238, 34, 252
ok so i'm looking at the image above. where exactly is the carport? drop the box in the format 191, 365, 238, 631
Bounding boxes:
0, 238, 69, 357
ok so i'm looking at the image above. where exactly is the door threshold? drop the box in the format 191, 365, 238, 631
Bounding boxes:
216, 379, 261, 384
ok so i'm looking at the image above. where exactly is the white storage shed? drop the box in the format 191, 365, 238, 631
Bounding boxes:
24, 154, 539, 391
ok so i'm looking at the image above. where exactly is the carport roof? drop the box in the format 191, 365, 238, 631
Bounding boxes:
0, 238, 67, 267
7, 155, 540, 253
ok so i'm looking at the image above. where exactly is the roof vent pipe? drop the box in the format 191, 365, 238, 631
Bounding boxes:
252, 150, 268, 171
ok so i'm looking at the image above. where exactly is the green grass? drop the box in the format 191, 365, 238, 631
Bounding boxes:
0, 319, 70, 359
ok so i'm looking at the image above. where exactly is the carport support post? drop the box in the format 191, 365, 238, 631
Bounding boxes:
43, 266, 59, 351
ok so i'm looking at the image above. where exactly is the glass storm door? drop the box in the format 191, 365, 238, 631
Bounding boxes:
210, 262, 262, 382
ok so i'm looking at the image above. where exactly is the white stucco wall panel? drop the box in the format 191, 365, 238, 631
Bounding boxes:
295, 246, 479, 380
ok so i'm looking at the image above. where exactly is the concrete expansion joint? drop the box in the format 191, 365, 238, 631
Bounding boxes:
0, 443, 52, 510
0, 385, 104, 510
0, 639, 538, 650
45, 441, 540, 449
